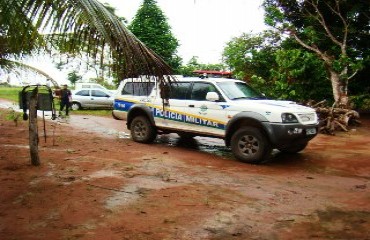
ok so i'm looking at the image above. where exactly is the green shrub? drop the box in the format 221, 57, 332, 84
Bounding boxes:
349, 95, 370, 111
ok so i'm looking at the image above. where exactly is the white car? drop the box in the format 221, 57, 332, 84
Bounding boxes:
71, 88, 113, 110
113, 77, 318, 163
75, 83, 116, 95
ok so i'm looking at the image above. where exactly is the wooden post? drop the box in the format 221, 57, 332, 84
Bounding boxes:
29, 87, 40, 166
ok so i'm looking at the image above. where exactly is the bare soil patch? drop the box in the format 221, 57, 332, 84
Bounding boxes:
0, 107, 369, 239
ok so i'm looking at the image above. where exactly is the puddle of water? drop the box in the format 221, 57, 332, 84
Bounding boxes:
157, 134, 233, 159
104, 174, 182, 210
118, 132, 130, 139
88, 170, 121, 179
1, 144, 29, 149
105, 185, 141, 210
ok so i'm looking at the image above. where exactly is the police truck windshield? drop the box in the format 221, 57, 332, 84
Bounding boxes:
217, 82, 265, 100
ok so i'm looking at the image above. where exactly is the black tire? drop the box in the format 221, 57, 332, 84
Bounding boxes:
130, 116, 157, 143
71, 102, 81, 110
231, 127, 271, 164
278, 143, 308, 154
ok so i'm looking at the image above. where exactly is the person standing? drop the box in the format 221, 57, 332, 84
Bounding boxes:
59, 84, 72, 116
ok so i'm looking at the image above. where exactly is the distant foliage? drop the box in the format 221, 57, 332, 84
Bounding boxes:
263, 0, 369, 106
129, 0, 181, 71
67, 70, 82, 87
223, 31, 334, 102
223, 29, 369, 110
179, 57, 227, 77
89, 77, 115, 90
223, 0, 369, 109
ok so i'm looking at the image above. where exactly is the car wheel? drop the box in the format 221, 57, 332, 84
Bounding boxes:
231, 127, 271, 164
130, 116, 157, 143
71, 102, 81, 110
112, 111, 120, 120
278, 143, 308, 153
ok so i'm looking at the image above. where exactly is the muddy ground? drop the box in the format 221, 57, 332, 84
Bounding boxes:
0, 104, 369, 240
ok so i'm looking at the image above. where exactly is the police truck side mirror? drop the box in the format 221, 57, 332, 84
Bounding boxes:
206, 92, 219, 102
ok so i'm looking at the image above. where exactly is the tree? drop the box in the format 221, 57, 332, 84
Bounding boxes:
178, 56, 227, 77
223, 31, 281, 81
178, 57, 201, 76
263, 0, 369, 106
67, 70, 82, 87
129, 0, 181, 70
0, 0, 174, 84
223, 30, 332, 101
270, 47, 330, 101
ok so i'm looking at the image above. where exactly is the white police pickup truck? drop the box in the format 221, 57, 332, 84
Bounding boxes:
112, 77, 318, 163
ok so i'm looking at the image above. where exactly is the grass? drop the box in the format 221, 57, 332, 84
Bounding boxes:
0, 86, 23, 102
70, 109, 112, 117
0, 86, 112, 117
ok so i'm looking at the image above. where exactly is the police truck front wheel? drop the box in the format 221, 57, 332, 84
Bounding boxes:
130, 116, 157, 143
231, 127, 271, 164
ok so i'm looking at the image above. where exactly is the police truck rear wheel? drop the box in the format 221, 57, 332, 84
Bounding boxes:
231, 127, 271, 164
130, 116, 157, 143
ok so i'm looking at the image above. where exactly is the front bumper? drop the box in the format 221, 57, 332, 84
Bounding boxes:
263, 122, 319, 148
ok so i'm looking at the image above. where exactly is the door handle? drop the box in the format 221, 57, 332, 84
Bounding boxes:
188, 104, 194, 107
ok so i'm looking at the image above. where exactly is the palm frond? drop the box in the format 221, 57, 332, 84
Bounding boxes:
1, 0, 174, 85
0, 59, 59, 87
0, 0, 45, 56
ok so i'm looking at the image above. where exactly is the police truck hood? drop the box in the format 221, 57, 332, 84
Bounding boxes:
231, 99, 314, 112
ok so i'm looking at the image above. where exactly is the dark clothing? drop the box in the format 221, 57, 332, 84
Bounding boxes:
60, 89, 72, 103
59, 88, 71, 116
60, 101, 70, 116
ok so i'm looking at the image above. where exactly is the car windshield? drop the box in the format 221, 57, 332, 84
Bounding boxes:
217, 81, 265, 100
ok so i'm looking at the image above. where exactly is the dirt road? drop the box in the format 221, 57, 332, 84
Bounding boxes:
0, 105, 369, 239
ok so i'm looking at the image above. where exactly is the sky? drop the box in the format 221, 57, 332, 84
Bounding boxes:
100, 0, 267, 64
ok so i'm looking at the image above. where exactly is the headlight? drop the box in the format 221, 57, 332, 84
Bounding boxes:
281, 113, 298, 123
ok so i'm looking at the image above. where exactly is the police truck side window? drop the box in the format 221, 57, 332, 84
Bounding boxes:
122, 82, 155, 96
191, 83, 216, 101
170, 82, 191, 99
122, 83, 133, 95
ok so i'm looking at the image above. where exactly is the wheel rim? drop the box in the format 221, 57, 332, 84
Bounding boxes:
71, 103, 79, 110
133, 121, 147, 139
238, 135, 260, 156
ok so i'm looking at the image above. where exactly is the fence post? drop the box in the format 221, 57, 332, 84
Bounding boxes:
29, 87, 40, 166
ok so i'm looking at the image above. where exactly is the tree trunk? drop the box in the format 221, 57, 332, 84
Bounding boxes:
29, 88, 40, 166
329, 69, 348, 106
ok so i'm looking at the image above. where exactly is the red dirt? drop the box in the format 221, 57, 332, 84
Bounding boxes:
0, 106, 369, 240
